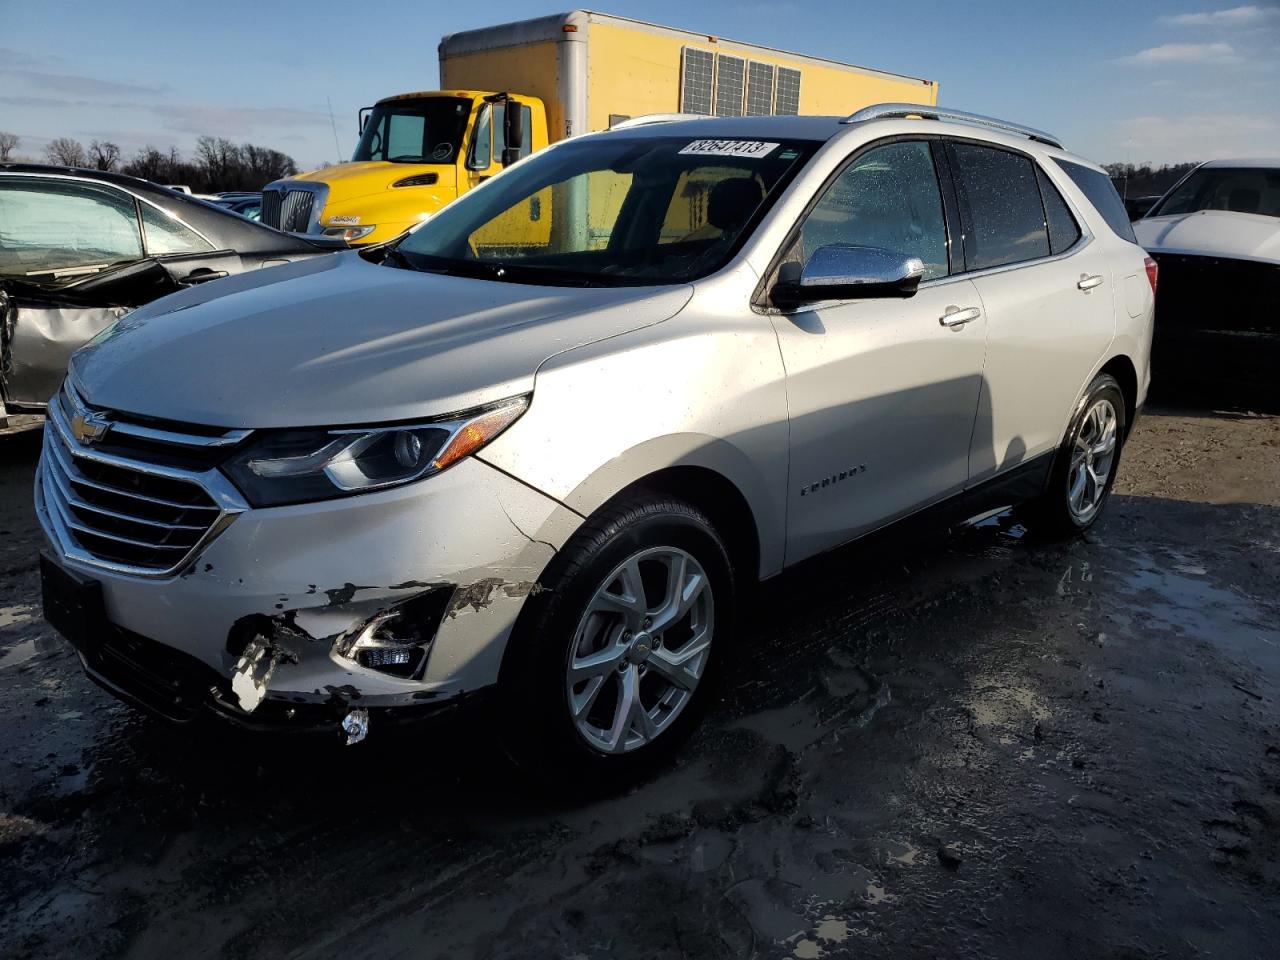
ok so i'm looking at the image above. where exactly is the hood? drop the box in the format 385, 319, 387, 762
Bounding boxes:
70, 252, 692, 428
1134, 210, 1280, 265
290, 161, 459, 203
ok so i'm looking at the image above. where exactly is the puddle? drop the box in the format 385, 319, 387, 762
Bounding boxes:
0, 604, 35, 629
0, 633, 59, 671
1121, 553, 1280, 668
0, 638, 39, 670
883, 841, 922, 866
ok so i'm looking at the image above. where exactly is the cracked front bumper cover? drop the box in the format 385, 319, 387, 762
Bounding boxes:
36, 452, 583, 722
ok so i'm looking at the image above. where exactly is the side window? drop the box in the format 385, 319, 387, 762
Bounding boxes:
949, 143, 1050, 270
0, 179, 142, 276
799, 141, 949, 280
1036, 166, 1081, 255
468, 107, 492, 170
140, 204, 213, 255
1053, 158, 1138, 243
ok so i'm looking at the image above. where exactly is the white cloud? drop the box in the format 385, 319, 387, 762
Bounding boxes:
1119, 113, 1280, 162
1160, 5, 1280, 27
1119, 42, 1238, 65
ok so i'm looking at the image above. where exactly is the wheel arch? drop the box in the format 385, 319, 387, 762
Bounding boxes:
1098, 353, 1138, 436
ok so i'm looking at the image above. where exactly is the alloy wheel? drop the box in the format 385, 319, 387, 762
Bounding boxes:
565, 546, 714, 754
1068, 397, 1119, 523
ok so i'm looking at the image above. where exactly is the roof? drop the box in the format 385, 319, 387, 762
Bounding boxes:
595, 114, 847, 142
0, 162, 183, 202
1200, 158, 1280, 169
439, 10, 935, 87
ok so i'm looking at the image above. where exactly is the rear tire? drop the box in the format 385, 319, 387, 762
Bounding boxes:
1020, 373, 1126, 539
497, 493, 734, 783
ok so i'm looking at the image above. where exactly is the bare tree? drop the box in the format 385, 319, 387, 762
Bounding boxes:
0, 131, 18, 162
88, 140, 121, 171
45, 137, 88, 167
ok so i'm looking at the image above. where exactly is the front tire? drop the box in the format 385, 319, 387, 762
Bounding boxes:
498, 494, 734, 781
1022, 373, 1126, 538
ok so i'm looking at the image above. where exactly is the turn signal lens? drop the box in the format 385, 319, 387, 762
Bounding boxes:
1144, 256, 1158, 296
433, 399, 528, 471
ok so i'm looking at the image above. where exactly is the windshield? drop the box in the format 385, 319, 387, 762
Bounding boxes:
1151, 167, 1280, 219
396, 135, 817, 286
352, 97, 472, 164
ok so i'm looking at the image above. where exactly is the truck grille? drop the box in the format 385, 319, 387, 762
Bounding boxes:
261, 187, 316, 232
39, 384, 249, 576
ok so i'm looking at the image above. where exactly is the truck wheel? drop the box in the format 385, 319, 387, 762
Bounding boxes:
498, 494, 734, 781
1021, 373, 1126, 539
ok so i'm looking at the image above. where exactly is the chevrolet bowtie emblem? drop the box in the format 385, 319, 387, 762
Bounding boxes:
71, 411, 111, 445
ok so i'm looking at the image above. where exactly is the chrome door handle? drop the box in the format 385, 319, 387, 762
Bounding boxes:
1077, 274, 1104, 291
940, 306, 981, 328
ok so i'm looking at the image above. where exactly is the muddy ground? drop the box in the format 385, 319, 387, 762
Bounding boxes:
2, 404, 1279, 960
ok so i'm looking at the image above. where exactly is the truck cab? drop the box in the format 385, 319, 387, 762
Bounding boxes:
262, 91, 545, 245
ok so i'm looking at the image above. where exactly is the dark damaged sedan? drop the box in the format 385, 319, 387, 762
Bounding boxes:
0, 164, 343, 417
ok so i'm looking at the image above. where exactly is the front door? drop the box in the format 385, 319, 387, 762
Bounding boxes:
768, 140, 988, 564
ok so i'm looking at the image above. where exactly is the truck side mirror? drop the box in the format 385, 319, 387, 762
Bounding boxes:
359, 107, 371, 135
502, 105, 525, 167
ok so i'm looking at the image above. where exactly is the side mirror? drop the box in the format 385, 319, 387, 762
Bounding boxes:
772, 244, 925, 308
502, 104, 525, 167
358, 107, 371, 135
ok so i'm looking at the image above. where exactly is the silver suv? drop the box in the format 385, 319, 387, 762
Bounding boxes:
37, 105, 1155, 774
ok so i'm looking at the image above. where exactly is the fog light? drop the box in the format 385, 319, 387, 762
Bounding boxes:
335, 586, 453, 680
362, 647, 413, 668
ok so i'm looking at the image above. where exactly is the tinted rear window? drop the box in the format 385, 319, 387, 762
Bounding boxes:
948, 143, 1050, 270
1036, 166, 1081, 255
1054, 158, 1137, 243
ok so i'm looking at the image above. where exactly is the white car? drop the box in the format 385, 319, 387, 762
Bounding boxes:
37, 105, 1155, 776
1133, 158, 1279, 400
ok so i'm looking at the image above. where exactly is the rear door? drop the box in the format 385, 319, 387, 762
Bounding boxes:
943, 141, 1116, 482
768, 139, 987, 563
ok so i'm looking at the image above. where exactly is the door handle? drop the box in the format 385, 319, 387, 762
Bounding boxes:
939, 306, 981, 328
182, 269, 229, 284
1077, 274, 1104, 291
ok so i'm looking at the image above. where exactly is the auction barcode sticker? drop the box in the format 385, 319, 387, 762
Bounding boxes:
678, 140, 780, 159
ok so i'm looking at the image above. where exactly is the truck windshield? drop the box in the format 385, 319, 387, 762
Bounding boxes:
1151, 167, 1280, 219
394, 135, 818, 286
352, 97, 472, 164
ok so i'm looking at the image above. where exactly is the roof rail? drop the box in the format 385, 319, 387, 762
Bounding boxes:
842, 103, 1063, 149
608, 114, 705, 130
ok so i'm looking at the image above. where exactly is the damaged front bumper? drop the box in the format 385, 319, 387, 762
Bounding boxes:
36, 448, 582, 734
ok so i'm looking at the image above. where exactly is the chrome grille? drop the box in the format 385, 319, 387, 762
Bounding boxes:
260, 188, 283, 228
279, 190, 315, 232
38, 385, 248, 577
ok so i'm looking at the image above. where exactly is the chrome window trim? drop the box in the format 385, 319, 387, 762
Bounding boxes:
751, 131, 1099, 313
933, 138, 1097, 284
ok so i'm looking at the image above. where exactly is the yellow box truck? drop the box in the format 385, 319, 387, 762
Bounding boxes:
262, 10, 938, 246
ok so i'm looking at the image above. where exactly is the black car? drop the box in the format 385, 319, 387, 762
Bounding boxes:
0, 165, 343, 415
209, 192, 263, 221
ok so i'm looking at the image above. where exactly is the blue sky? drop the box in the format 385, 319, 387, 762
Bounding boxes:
1, 0, 1277, 170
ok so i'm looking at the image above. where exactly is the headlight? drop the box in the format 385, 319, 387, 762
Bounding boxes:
222, 397, 527, 507
322, 225, 377, 242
